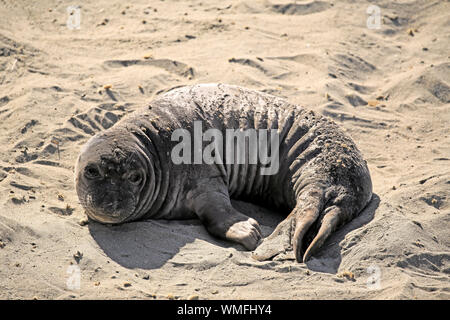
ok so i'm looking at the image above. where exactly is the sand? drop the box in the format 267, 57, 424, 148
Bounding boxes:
0, 0, 449, 300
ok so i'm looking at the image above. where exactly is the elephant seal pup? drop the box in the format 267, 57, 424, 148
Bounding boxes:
75, 83, 372, 262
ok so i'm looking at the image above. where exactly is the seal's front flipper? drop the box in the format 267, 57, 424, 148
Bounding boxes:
189, 190, 262, 250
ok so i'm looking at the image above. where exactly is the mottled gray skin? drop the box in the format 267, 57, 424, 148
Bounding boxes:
75, 83, 372, 262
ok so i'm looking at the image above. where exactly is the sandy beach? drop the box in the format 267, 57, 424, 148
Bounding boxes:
0, 0, 449, 299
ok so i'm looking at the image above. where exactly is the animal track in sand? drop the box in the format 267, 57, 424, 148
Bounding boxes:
270, 1, 332, 16
103, 58, 195, 79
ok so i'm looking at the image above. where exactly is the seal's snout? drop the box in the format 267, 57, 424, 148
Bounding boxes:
79, 170, 138, 224
102, 191, 124, 212
75, 139, 146, 225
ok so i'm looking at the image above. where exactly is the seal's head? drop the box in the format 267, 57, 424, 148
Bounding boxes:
75, 130, 151, 224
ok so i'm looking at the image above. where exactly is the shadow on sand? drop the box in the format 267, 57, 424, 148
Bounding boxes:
88, 218, 233, 269
89, 195, 379, 273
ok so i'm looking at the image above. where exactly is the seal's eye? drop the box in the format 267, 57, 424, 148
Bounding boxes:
127, 171, 142, 185
84, 165, 101, 179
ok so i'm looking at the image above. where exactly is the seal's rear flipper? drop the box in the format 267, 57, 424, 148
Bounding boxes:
252, 213, 295, 261
301, 205, 344, 262
253, 183, 363, 263
252, 184, 326, 262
